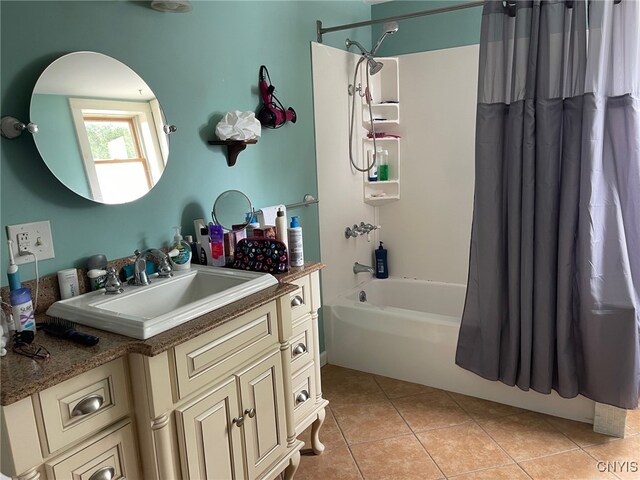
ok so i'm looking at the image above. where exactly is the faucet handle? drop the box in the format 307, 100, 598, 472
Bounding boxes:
157, 257, 174, 278
104, 267, 124, 295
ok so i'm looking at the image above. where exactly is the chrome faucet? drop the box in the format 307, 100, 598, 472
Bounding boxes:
132, 249, 173, 286
353, 262, 374, 274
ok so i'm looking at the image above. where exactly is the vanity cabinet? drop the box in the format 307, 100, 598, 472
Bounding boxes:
129, 294, 302, 480
0, 357, 141, 480
0, 265, 326, 480
285, 270, 329, 453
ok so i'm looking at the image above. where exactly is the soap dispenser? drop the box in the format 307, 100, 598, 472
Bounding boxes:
170, 226, 192, 271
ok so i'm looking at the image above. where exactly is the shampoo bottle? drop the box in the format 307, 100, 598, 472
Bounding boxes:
185, 235, 200, 265
368, 149, 378, 182
287, 216, 304, 267
375, 241, 389, 279
378, 150, 389, 181
275, 208, 288, 251
171, 226, 192, 271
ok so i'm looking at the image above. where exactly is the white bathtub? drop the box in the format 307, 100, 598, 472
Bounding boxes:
325, 278, 595, 423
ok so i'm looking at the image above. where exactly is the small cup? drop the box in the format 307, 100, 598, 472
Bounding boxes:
58, 268, 79, 300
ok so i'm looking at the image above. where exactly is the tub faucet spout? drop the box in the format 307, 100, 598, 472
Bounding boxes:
353, 262, 374, 275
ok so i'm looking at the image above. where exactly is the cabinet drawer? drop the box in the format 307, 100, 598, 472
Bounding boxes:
290, 315, 314, 374
292, 363, 317, 426
289, 275, 312, 323
173, 301, 278, 399
38, 357, 131, 454
45, 422, 140, 480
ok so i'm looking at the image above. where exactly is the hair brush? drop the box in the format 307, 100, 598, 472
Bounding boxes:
38, 318, 99, 346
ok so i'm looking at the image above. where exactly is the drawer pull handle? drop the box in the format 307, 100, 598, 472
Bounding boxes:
232, 415, 245, 427
244, 408, 256, 418
291, 295, 304, 307
72, 394, 104, 417
89, 466, 115, 480
296, 390, 310, 404
293, 343, 307, 356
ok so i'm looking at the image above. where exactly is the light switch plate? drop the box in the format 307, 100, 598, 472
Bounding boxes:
6, 221, 55, 265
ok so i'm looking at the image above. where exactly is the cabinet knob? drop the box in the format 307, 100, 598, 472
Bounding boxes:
296, 390, 310, 404
89, 466, 115, 480
232, 415, 245, 427
244, 408, 256, 418
71, 394, 104, 417
293, 343, 307, 356
290, 295, 304, 307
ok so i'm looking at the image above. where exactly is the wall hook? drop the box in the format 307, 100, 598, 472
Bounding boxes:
1, 116, 38, 139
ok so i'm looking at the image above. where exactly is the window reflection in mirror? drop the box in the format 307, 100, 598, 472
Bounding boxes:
30, 52, 170, 204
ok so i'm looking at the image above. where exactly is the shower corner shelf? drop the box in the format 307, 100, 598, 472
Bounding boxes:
208, 139, 257, 167
361, 57, 401, 206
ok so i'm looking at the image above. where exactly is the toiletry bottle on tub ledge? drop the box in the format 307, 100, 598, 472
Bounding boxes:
375, 241, 388, 279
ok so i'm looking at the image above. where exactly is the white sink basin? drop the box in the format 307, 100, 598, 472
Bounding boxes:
46, 265, 278, 339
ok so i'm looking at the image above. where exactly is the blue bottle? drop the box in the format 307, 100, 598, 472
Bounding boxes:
375, 242, 388, 279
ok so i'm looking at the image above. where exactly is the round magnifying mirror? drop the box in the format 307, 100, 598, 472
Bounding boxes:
212, 190, 254, 231
30, 51, 174, 204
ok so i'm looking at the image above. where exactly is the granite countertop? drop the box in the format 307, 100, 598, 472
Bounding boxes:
1, 262, 324, 406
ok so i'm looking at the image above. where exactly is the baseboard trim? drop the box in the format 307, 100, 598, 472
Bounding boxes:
319, 350, 327, 367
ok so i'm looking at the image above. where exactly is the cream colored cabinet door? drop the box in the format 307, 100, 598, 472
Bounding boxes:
175, 377, 244, 480
239, 350, 287, 480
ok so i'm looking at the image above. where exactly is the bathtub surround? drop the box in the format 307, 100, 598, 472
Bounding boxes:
456, 0, 640, 409
325, 278, 595, 423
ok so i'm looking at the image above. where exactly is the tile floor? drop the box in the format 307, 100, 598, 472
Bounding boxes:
294, 365, 640, 480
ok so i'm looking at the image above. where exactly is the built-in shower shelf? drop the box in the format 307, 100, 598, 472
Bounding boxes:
208, 139, 257, 167
361, 58, 401, 206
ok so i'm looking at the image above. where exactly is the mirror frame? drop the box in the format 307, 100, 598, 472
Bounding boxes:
211, 190, 254, 231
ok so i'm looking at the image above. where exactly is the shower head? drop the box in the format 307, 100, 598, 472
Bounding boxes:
345, 38, 384, 75
368, 58, 383, 75
371, 21, 399, 56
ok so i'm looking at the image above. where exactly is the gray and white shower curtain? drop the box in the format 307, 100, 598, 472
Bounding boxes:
456, 0, 640, 409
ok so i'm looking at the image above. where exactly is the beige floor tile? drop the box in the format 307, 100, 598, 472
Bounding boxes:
585, 435, 640, 480
626, 406, 640, 436
373, 375, 440, 399
295, 445, 362, 480
448, 464, 531, 480
350, 434, 443, 480
416, 423, 513, 477
479, 412, 578, 461
322, 373, 387, 406
392, 391, 473, 432
543, 415, 618, 447
448, 392, 526, 420
331, 401, 411, 445
520, 449, 618, 480
297, 407, 346, 453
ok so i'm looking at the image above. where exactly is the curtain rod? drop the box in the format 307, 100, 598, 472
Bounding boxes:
316, 1, 484, 43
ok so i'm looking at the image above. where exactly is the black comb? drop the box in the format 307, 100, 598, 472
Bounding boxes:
39, 318, 100, 347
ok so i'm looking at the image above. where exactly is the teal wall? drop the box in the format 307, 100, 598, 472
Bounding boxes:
1, 0, 370, 284
371, 0, 482, 56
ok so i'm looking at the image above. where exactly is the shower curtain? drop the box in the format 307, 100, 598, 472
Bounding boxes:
456, 0, 640, 409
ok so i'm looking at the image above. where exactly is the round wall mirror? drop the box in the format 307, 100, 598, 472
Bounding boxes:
211, 190, 254, 231
30, 51, 173, 204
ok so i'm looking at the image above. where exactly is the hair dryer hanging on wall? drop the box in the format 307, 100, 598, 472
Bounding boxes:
257, 65, 296, 129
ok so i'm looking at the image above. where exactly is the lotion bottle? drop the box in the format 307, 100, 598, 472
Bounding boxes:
170, 226, 192, 271
275, 208, 288, 251
287, 216, 304, 267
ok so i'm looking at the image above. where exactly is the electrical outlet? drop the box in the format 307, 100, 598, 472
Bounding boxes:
6, 221, 55, 265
